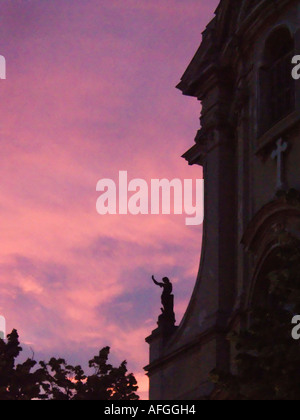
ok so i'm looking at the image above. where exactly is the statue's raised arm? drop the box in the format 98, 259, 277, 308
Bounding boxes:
152, 275, 163, 287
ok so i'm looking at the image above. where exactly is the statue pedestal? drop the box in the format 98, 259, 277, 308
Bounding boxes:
145, 324, 178, 366
144, 285, 177, 399
157, 293, 176, 329
145, 293, 177, 377
145, 325, 178, 399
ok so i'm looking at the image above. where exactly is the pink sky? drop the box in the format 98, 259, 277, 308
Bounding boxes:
0, 0, 219, 399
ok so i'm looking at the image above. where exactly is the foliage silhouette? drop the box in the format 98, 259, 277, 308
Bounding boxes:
0, 330, 139, 400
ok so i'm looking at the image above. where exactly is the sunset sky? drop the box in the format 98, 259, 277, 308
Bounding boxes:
0, 0, 219, 398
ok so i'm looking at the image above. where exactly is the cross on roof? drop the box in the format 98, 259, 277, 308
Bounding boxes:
271, 138, 288, 191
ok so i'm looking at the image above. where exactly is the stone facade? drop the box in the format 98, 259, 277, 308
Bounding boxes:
145, 0, 300, 400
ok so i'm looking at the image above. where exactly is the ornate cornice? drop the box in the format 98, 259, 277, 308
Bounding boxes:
177, 0, 296, 99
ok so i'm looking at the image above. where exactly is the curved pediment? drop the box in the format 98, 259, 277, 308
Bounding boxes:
238, 0, 264, 21
242, 190, 300, 258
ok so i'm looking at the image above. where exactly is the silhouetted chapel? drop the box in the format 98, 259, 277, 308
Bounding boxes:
145, 0, 300, 400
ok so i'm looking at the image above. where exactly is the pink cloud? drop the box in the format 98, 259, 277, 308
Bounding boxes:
0, 0, 218, 398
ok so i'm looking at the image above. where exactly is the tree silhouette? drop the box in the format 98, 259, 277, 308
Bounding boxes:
0, 330, 139, 400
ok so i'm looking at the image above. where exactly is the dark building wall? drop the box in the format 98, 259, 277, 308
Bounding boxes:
145, 0, 300, 400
